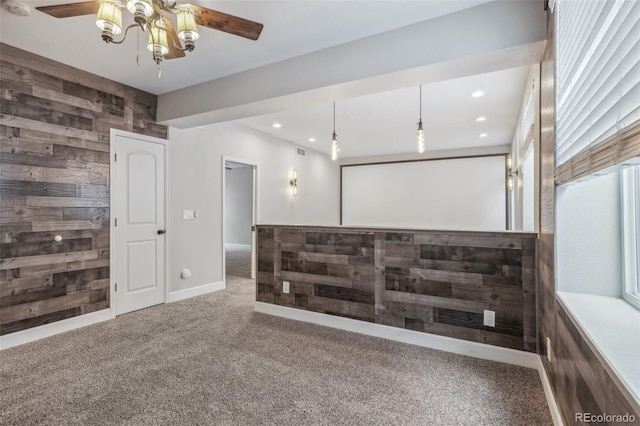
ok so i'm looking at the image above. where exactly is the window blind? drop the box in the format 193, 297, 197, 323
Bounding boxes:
555, 0, 640, 171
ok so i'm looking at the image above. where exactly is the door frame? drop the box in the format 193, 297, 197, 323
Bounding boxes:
109, 128, 169, 319
221, 156, 259, 286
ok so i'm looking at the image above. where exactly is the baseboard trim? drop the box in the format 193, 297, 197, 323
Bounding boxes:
168, 281, 225, 303
225, 244, 252, 249
254, 302, 540, 369
537, 357, 564, 426
0, 309, 111, 350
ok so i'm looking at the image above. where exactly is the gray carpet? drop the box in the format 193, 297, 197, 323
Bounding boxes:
225, 244, 252, 278
1, 251, 552, 425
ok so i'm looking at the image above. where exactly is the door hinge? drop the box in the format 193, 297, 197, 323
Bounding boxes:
115, 218, 117, 227
115, 283, 118, 292
114, 153, 117, 162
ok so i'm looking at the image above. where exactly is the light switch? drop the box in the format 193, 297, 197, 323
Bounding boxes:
183, 209, 195, 220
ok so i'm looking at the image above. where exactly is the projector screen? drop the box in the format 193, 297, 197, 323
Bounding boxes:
341, 155, 506, 231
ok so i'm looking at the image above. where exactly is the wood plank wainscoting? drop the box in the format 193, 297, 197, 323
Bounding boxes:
257, 225, 537, 353
0, 43, 167, 336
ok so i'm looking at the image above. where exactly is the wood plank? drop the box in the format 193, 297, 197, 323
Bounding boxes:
32, 220, 102, 232
1, 237, 92, 258
0, 179, 78, 197
307, 296, 375, 321
374, 232, 385, 316
413, 233, 524, 249
384, 289, 486, 313
280, 271, 352, 288
298, 251, 349, 265
0, 163, 107, 185
15, 258, 109, 278
315, 284, 374, 304
26, 196, 108, 207
0, 291, 96, 324
0, 206, 63, 223
0, 249, 100, 270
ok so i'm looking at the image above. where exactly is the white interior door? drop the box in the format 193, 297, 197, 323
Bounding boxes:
115, 134, 165, 315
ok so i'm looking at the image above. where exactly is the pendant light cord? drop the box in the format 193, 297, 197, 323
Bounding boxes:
419, 85, 422, 120
333, 101, 336, 133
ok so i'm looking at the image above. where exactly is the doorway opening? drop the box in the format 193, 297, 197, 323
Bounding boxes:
222, 159, 257, 283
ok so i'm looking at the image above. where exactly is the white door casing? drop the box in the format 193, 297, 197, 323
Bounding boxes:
112, 131, 166, 316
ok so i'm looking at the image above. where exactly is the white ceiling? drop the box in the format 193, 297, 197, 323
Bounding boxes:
0, 0, 539, 159
0, 0, 494, 95
236, 65, 531, 158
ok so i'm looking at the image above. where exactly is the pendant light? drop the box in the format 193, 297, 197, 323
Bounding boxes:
331, 102, 339, 161
417, 85, 425, 154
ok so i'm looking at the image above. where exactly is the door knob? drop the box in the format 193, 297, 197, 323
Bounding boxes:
157, 229, 166, 235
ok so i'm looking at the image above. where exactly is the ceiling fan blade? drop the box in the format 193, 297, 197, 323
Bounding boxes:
36, 1, 100, 18
183, 4, 263, 41
161, 18, 187, 60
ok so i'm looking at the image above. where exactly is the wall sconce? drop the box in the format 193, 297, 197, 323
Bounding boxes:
507, 155, 519, 190
289, 169, 298, 196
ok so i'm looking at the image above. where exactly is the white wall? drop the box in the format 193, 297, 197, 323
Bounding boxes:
556, 173, 622, 297
342, 155, 506, 231
224, 166, 253, 246
168, 122, 340, 292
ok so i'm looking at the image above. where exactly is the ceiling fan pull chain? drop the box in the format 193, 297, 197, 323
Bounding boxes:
136, 28, 140, 67
157, 64, 162, 79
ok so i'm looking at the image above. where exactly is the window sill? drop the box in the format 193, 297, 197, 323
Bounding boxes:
557, 292, 640, 404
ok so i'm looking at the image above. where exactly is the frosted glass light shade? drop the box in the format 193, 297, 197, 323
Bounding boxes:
177, 10, 200, 42
148, 24, 169, 55
127, 0, 154, 17
96, 2, 122, 34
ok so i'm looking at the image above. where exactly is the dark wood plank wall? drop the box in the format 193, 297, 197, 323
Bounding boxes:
257, 226, 537, 353
0, 43, 167, 335
537, 15, 640, 424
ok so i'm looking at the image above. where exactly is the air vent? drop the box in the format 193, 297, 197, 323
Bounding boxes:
296, 147, 306, 157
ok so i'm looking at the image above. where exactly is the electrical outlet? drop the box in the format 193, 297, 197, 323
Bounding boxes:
483, 310, 495, 327
547, 337, 552, 362
283, 281, 290, 294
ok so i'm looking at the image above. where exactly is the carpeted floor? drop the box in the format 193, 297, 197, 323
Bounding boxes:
0, 246, 552, 425
225, 244, 252, 279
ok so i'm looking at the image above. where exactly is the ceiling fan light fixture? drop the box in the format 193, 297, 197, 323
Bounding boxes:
96, 1, 122, 42
147, 23, 170, 62
177, 10, 199, 49
127, 0, 153, 24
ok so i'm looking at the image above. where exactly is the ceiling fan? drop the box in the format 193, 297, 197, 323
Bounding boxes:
35, 0, 263, 67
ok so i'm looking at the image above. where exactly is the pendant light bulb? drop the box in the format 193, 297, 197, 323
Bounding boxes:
331, 132, 338, 161
417, 85, 425, 154
331, 102, 339, 161
417, 120, 425, 154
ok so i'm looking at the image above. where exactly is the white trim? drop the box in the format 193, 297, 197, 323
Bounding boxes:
110, 129, 169, 318
537, 357, 565, 426
168, 281, 225, 303
0, 309, 110, 350
254, 302, 540, 369
225, 244, 252, 249
621, 166, 640, 310
255, 301, 563, 423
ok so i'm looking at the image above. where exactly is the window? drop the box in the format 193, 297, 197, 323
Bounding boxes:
622, 164, 640, 310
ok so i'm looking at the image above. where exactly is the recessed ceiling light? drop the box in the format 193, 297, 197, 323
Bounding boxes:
308, 137, 316, 142
272, 122, 282, 128
475, 116, 487, 122
479, 133, 488, 138
471, 90, 485, 98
